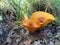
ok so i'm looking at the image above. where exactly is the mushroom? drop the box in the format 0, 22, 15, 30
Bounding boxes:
22, 11, 55, 32
30, 11, 55, 27
22, 19, 41, 32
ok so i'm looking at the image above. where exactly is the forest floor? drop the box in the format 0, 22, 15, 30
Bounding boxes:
0, 13, 60, 45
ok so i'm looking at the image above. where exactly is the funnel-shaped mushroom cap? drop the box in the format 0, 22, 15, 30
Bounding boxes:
30, 11, 55, 27
22, 19, 41, 32
22, 11, 55, 32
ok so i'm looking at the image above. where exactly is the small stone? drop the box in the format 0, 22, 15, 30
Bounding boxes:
0, 29, 3, 35
56, 26, 60, 30
6, 38, 12, 43
33, 40, 42, 45
48, 41, 54, 45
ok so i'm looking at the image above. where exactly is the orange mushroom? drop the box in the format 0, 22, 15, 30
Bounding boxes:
22, 19, 41, 32
30, 11, 55, 27
22, 11, 55, 32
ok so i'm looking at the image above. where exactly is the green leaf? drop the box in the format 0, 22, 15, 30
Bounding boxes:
0, 15, 3, 20
55, 42, 60, 45
0, 0, 2, 2
52, 32, 60, 39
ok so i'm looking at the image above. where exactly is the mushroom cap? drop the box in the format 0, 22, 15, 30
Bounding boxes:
30, 11, 55, 26
22, 11, 55, 32
22, 19, 41, 32
30, 11, 55, 20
